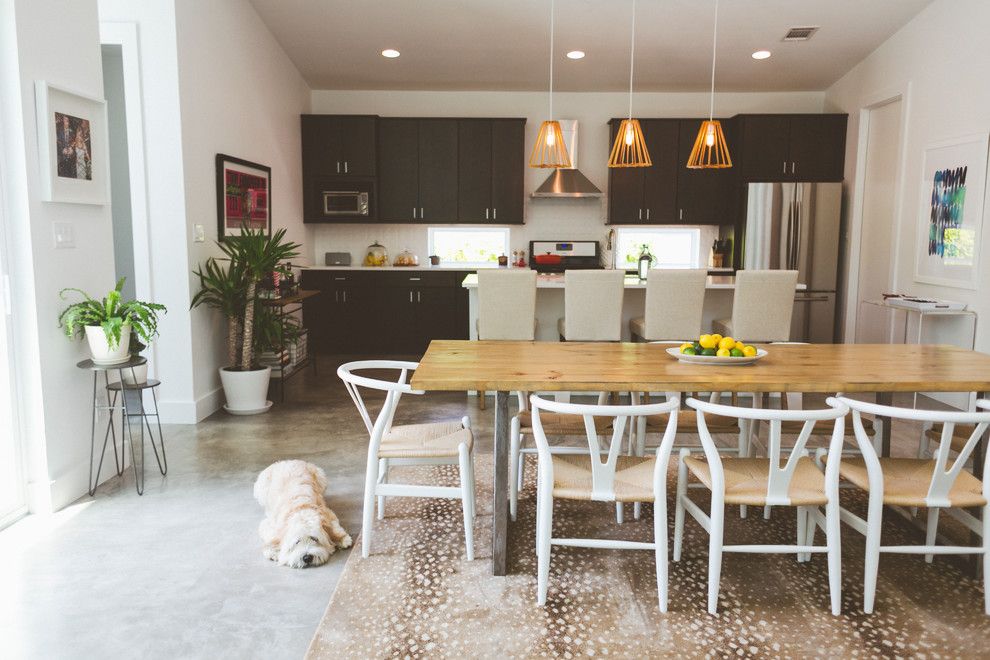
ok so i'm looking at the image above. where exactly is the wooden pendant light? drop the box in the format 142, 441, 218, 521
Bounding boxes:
608, 119, 651, 168
530, 0, 571, 169
609, 0, 650, 168
530, 120, 571, 168
687, 0, 733, 169
686, 119, 732, 169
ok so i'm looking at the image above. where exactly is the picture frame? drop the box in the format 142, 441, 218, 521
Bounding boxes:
34, 81, 109, 205
216, 154, 272, 240
914, 132, 988, 290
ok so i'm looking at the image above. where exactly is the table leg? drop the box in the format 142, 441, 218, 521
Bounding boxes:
876, 391, 893, 457
492, 390, 509, 576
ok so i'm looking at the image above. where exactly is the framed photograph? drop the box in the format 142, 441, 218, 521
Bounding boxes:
914, 133, 988, 289
216, 154, 271, 240
34, 81, 109, 205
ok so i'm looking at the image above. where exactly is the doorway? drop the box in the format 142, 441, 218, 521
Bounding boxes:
101, 44, 136, 301
853, 97, 904, 343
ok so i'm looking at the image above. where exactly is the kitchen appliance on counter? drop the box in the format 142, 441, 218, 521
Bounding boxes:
529, 240, 602, 273
742, 182, 841, 343
317, 178, 374, 220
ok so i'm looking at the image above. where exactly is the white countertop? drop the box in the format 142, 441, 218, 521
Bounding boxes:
303, 264, 492, 271
461, 273, 806, 290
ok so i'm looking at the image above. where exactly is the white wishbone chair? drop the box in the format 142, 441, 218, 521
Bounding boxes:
530, 393, 680, 611
835, 396, 990, 615
674, 396, 848, 615
337, 360, 476, 560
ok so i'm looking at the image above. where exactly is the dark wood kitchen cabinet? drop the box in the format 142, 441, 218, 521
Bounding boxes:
301, 269, 469, 356
301, 115, 377, 177
736, 114, 847, 181
457, 119, 526, 224
378, 118, 458, 222
606, 118, 679, 224
676, 118, 738, 225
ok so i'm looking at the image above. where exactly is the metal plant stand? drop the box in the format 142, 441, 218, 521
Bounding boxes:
78, 356, 167, 496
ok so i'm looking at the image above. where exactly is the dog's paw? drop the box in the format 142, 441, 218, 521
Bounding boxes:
338, 534, 353, 549
262, 544, 278, 562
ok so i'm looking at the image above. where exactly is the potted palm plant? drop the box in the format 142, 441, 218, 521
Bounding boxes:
192, 226, 300, 413
58, 278, 166, 365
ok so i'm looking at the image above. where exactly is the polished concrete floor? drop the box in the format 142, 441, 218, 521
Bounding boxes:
0, 356, 491, 660
0, 357, 944, 659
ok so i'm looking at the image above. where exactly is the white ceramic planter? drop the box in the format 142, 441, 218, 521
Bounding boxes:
121, 363, 148, 385
219, 366, 272, 413
85, 324, 131, 365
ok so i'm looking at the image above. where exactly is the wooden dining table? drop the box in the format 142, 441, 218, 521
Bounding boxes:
410, 341, 990, 576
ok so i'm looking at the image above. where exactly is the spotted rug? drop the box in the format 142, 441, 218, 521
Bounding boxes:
306, 458, 989, 658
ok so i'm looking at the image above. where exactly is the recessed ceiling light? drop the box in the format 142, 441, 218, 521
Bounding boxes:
381, 49, 400, 58
566, 50, 585, 60
752, 50, 772, 60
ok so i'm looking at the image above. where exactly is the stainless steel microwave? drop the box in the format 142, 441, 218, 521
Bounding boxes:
323, 190, 369, 216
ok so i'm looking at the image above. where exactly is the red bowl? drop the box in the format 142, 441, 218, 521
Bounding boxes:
534, 253, 562, 265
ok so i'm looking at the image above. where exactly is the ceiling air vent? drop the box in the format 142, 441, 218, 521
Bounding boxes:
782, 26, 819, 41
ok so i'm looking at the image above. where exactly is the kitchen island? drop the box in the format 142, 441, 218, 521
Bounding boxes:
462, 271, 806, 342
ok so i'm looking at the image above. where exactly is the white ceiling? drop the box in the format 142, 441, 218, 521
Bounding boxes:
248, 0, 932, 92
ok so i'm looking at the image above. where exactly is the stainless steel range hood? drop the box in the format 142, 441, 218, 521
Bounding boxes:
531, 119, 603, 199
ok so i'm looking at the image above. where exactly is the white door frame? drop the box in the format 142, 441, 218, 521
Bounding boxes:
99, 22, 157, 372
844, 82, 913, 343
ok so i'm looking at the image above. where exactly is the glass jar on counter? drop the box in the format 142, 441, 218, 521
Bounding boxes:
363, 241, 389, 267
393, 248, 419, 267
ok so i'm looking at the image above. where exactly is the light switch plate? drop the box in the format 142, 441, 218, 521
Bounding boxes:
193, 224, 206, 243
53, 221, 74, 249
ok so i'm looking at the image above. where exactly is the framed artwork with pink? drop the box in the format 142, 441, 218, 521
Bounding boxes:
216, 153, 271, 240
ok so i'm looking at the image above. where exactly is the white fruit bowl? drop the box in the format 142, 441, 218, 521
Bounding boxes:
665, 346, 768, 366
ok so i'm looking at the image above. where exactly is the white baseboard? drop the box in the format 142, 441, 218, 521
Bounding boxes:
46, 450, 129, 511
154, 387, 222, 424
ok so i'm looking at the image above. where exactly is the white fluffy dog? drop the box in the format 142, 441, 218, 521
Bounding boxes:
253, 460, 352, 568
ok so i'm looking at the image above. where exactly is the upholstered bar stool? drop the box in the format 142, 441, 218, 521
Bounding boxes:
712, 269, 798, 342
630, 268, 708, 342
476, 269, 538, 410
557, 269, 626, 341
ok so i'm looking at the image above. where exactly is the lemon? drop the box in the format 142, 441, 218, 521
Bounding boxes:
742, 345, 757, 357
679, 342, 693, 352
716, 347, 731, 357
711, 333, 723, 344
698, 334, 717, 350
718, 336, 736, 351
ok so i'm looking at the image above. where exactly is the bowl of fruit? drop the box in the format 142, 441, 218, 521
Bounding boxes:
665, 335, 766, 366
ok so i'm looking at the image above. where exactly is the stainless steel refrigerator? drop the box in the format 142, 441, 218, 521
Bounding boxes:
742, 182, 842, 343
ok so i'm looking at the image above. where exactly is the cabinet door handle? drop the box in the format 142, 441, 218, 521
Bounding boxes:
409, 291, 413, 303
412, 207, 417, 219
493, 208, 497, 220
342, 290, 347, 303
679, 208, 684, 220
417, 291, 421, 303
638, 208, 642, 220
337, 161, 341, 174
783, 160, 787, 174
333, 276, 346, 281
485, 208, 489, 220
408, 277, 421, 281
335, 290, 339, 303
420, 207, 424, 218
646, 208, 650, 220
344, 161, 349, 174
791, 161, 796, 174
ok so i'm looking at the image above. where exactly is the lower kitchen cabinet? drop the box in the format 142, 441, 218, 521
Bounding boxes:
301, 270, 469, 356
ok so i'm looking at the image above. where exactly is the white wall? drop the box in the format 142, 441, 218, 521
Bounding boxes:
174, 0, 311, 419
826, 0, 990, 355
308, 90, 826, 264
0, 0, 118, 510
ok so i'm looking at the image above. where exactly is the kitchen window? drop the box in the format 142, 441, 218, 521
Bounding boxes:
613, 227, 702, 270
428, 227, 510, 267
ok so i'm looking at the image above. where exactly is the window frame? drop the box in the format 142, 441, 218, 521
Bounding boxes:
427, 226, 511, 267
612, 226, 702, 270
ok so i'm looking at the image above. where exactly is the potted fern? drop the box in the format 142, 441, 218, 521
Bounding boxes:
58, 278, 166, 365
192, 226, 300, 413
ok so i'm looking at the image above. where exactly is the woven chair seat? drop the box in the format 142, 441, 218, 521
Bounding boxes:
778, 416, 874, 437
517, 410, 612, 435
551, 455, 657, 503
924, 423, 979, 453
838, 458, 986, 508
647, 412, 739, 434
379, 421, 473, 459
683, 456, 828, 506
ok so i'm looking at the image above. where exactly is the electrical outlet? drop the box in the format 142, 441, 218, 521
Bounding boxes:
193, 224, 206, 243
53, 222, 74, 249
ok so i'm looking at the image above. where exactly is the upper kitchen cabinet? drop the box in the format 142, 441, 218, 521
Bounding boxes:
606, 118, 680, 224
675, 118, 738, 225
457, 119, 525, 224
736, 114, 847, 182
301, 115, 377, 177
378, 118, 459, 222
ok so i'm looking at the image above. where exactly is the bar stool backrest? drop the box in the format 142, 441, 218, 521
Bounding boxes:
644, 268, 708, 341
529, 394, 680, 501
839, 397, 990, 508
564, 269, 626, 341
730, 269, 798, 342
478, 269, 537, 340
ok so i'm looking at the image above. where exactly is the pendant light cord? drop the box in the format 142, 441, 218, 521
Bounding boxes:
627, 0, 636, 120
548, 0, 555, 119
708, 0, 719, 121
